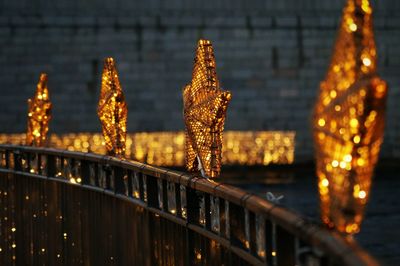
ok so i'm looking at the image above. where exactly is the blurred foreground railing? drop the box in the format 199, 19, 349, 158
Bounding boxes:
0, 145, 378, 266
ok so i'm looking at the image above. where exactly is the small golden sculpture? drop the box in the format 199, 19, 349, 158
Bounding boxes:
97, 58, 128, 157
313, 0, 387, 234
183, 39, 232, 178
26, 73, 52, 146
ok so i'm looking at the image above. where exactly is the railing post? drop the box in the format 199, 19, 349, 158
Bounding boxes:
185, 187, 201, 265
13, 150, 22, 171
146, 175, 158, 208
248, 211, 257, 254
204, 194, 211, 230
276, 226, 296, 266
47, 155, 56, 178
229, 203, 246, 249
175, 183, 182, 217
80, 160, 90, 185
161, 179, 167, 211
113, 166, 125, 195
186, 188, 200, 224
4, 149, 11, 169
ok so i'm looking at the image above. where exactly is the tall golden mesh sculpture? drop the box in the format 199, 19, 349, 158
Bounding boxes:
313, 0, 387, 234
97, 58, 128, 157
26, 73, 52, 146
183, 39, 232, 178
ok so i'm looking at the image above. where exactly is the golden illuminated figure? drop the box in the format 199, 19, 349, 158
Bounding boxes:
97, 58, 128, 157
26, 73, 52, 146
313, 0, 387, 234
183, 39, 232, 178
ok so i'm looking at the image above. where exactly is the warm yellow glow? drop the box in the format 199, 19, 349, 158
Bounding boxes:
97, 58, 128, 157
345, 223, 360, 234
183, 39, 232, 178
271, 251, 276, 257
26, 73, 52, 146
350, 118, 359, 128
349, 23, 357, 32
0, 131, 295, 167
313, 0, 387, 234
195, 250, 202, 260
362, 57, 371, 66
343, 154, 352, 162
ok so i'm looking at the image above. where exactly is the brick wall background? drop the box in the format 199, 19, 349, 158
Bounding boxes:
0, 0, 399, 161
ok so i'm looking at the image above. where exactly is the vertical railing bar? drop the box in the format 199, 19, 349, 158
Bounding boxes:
272, 223, 277, 266
175, 182, 181, 217
205, 194, 211, 230
139, 173, 145, 202
249, 211, 256, 255
113, 166, 125, 195
14, 150, 22, 172
162, 180, 168, 212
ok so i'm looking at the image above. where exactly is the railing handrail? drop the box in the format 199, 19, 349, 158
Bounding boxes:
0, 144, 379, 266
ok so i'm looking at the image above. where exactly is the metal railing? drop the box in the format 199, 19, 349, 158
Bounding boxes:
0, 145, 378, 265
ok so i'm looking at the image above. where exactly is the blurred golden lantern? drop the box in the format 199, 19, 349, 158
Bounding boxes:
313, 0, 387, 234
97, 58, 128, 157
183, 39, 232, 178
26, 73, 52, 146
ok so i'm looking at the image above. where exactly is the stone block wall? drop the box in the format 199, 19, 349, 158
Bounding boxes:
0, 0, 399, 161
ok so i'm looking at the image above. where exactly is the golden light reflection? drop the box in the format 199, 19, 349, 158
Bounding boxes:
26, 73, 52, 146
183, 39, 232, 178
0, 131, 294, 167
313, 0, 387, 234
97, 58, 128, 157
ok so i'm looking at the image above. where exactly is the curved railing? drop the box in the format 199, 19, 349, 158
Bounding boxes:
0, 145, 378, 265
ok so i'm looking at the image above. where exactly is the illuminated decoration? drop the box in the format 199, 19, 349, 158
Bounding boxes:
313, 0, 387, 234
183, 39, 232, 178
26, 73, 52, 146
97, 58, 128, 157
0, 131, 295, 167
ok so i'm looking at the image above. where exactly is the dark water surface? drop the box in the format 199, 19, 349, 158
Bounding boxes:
219, 163, 400, 266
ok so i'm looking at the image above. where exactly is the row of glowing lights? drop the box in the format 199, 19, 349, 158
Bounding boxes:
0, 131, 295, 166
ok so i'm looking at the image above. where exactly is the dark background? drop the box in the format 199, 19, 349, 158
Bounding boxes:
0, 0, 400, 162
